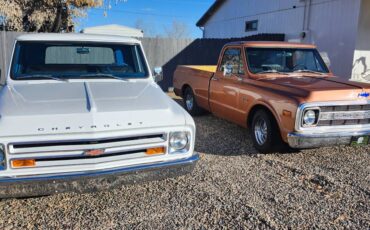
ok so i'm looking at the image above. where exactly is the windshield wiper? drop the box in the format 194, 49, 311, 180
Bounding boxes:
79, 73, 128, 81
256, 70, 288, 75
293, 70, 326, 75
16, 75, 68, 82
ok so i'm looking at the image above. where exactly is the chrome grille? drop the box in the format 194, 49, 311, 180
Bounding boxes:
318, 105, 370, 126
320, 105, 370, 112
9, 134, 166, 154
7, 133, 167, 169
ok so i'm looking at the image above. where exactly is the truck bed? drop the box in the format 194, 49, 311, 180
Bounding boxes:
180, 65, 217, 73
173, 65, 217, 111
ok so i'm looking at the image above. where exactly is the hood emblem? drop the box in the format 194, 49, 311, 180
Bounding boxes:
85, 149, 105, 157
358, 92, 370, 98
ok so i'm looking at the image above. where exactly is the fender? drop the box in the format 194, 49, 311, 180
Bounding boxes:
247, 99, 291, 142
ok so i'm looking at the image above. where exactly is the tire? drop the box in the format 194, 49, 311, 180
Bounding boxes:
183, 87, 204, 116
250, 110, 286, 153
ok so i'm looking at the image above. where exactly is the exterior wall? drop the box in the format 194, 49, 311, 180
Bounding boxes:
307, 0, 362, 79
202, 0, 363, 79
203, 0, 305, 40
351, 0, 370, 82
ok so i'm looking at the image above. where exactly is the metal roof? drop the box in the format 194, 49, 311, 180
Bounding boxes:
225, 41, 317, 48
196, 0, 227, 27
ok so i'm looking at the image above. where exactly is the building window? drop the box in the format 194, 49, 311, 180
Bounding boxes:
245, 20, 258, 32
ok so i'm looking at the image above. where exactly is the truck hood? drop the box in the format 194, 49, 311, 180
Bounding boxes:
0, 81, 186, 137
259, 76, 370, 102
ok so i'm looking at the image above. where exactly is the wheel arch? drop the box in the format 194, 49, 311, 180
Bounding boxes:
181, 84, 191, 96
247, 103, 290, 153
247, 103, 283, 137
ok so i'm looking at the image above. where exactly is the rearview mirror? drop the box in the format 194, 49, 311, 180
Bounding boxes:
153, 67, 163, 82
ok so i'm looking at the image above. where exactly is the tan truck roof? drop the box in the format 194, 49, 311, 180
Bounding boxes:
226, 41, 316, 49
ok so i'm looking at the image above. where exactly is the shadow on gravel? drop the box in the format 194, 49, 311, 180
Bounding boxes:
172, 97, 258, 156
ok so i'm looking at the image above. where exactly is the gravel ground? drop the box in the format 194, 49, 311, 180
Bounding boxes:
1, 97, 369, 229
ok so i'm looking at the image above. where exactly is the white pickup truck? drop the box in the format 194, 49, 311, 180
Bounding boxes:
0, 33, 198, 198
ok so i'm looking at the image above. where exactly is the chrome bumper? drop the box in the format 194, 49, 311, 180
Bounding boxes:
0, 154, 199, 198
287, 131, 370, 149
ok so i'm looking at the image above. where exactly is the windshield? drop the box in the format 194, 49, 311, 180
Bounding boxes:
11, 41, 149, 80
245, 48, 329, 74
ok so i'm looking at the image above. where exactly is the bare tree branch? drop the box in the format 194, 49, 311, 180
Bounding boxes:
0, 0, 127, 32
164, 20, 190, 39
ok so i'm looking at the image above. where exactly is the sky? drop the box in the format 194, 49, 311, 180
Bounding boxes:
76, 0, 214, 38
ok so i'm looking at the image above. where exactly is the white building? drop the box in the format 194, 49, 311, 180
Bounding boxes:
197, 0, 370, 82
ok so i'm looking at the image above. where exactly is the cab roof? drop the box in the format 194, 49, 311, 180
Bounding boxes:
16, 33, 141, 44
226, 41, 317, 49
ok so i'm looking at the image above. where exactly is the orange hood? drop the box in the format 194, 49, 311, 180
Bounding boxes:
258, 76, 370, 102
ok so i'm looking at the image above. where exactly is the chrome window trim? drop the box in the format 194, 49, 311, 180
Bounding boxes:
295, 100, 370, 133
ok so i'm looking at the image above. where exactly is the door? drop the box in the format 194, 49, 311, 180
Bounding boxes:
209, 47, 246, 122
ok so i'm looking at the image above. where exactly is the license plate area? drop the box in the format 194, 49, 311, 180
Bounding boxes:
350, 136, 370, 146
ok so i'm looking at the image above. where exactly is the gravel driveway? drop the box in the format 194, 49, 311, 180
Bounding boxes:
1, 97, 369, 229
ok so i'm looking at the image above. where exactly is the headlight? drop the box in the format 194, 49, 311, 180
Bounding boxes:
303, 109, 319, 126
169, 131, 190, 153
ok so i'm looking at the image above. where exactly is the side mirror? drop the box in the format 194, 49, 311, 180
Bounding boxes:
153, 67, 163, 82
223, 65, 233, 77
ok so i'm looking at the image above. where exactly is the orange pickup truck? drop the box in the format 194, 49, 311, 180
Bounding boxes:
173, 41, 370, 153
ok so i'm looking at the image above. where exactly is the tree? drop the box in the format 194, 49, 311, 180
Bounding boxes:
164, 20, 190, 39
0, 0, 124, 32
134, 18, 157, 38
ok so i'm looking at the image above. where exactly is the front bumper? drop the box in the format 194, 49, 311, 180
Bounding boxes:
0, 153, 199, 198
287, 130, 370, 149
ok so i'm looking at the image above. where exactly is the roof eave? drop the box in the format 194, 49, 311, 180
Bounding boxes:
196, 0, 226, 27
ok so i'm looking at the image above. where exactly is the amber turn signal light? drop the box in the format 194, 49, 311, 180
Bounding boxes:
11, 159, 36, 168
146, 147, 165, 155
283, 110, 292, 117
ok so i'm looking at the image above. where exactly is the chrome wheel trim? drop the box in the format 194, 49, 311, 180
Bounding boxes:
254, 118, 268, 145
186, 93, 194, 111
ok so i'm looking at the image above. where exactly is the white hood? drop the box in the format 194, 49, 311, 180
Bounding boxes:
0, 81, 186, 137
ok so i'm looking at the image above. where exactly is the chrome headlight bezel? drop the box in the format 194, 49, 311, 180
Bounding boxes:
169, 131, 191, 154
302, 108, 320, 127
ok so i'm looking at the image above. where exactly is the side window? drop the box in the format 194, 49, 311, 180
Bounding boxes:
219, 48, 245, 75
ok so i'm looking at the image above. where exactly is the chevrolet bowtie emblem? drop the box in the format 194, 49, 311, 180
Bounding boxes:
85, 149, 105, 156
358, 92, 370, 98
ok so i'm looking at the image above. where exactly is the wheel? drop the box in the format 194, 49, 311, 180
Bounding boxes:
250, 110, 286, 153
183, 87, 204, 116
